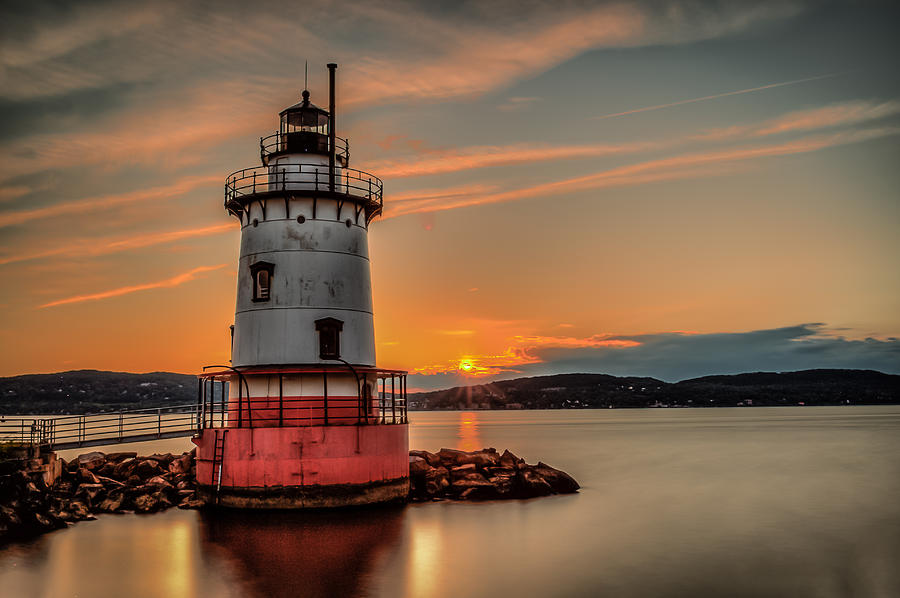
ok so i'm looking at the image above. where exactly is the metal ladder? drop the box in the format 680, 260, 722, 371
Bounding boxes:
211, 430, 227, 505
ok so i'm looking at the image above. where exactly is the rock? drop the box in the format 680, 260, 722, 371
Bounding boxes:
468, 449, 500, 468
168, 454, 192, 475
424, 467, 450, 496
435, 448, 500, 469
134, 460, 162, 480
146, 454, 175, 466
516, 469, 553, 498
487, 472, 516, 496
450, 464, 478, 480
74, 483, 106, 504
51, 479, 77, 496
409, 450, 443, 467
97, 463, 117, 478
499, 449, 524, 469
97, 492, 125, 513
76, 452, 106, 471
125, 475, 142, 487
533, 462, 580, 494
95, 475, 125, 489
131, 493, 159, 513
435, 448, 473, 467
177, 497, 204, 510
409, 456, 432, 476
146, 476, 172, 488
450, 474, 496, 500
77, 467, 99, 484
105, 452, 137, 463
69, 501, 90, 520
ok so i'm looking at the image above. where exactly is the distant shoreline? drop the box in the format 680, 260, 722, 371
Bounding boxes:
1, 368, 897, 415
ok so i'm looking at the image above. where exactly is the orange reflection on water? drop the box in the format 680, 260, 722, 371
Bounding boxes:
457, 411, 482, 452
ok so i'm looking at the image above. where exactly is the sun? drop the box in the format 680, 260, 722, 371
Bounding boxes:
458, 359, 475, 373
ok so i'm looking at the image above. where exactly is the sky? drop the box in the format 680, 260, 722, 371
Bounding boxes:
0, 0, 898, 390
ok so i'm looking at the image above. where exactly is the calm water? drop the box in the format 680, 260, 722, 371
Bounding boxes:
2, 407, 899, 598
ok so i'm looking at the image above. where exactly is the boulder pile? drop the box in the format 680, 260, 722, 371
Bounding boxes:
0, 449, 201, 544
408, 448, 579, 501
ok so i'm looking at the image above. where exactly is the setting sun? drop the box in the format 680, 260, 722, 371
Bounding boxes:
458, 359, 475, 373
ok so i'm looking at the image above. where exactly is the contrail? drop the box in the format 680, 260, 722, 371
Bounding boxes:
592, 73, 839, 120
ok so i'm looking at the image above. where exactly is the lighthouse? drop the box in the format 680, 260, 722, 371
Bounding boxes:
193, 64, 409, 508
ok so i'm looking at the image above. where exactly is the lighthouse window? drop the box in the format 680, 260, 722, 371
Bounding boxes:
315, 318, 344, 360
249, 261, 275, 303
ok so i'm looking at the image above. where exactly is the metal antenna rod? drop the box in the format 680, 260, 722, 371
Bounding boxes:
304, 61, 308, 90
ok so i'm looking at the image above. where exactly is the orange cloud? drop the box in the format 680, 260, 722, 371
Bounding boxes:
0, 175, 218, 228
384, 127, 900, 218
413, 333, 642, 377
0, 222, 234, 266
370, 140, 667, 179
511, 334, 642, 349
38, 263, 227, 309
414, 347, 539, 377
342, 3, 797, 107
697, 99, 900, 140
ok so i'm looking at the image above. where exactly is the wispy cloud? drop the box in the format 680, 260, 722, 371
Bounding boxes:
371, 140, 667, 178
592, 73, 839, 120
434, 329, 477, 336
0, 186, 34, 203
697, 99, 900, 140
497, 96, 542, 112
384, 126, 900, 218
343, 2, 800, 106
370, 98, 900, 180
0, 175, 218, 228
38, 264, 227, 309
0, 222, 234, 266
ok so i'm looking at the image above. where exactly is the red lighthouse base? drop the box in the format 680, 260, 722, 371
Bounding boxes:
193, 424, 409, 508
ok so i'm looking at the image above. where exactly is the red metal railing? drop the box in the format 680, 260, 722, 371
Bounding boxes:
196, 370, 407, 432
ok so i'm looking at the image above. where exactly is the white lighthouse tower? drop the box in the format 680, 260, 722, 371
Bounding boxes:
194, 64, 409, 508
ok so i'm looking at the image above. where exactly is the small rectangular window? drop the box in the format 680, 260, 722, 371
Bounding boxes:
315, 318, 344, 360
250, 261, 275, 303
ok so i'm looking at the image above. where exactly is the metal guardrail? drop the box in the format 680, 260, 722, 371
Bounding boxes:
260, 133, 349, 164
0, 405, 212, 451
0, 383, 407, 451
224, 163, 383, 210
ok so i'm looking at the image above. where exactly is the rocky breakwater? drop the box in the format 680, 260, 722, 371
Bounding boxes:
408, 448, 579, 501
0, 449, 202, 544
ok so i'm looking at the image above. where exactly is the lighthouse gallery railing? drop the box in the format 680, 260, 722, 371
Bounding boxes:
196, 370, 407, 431
224, 163, 383, 207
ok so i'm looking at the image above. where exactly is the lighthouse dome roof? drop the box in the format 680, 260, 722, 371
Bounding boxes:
279, 90, 329, 128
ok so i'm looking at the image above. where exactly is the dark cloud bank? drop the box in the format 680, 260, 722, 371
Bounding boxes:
410, 324, 900, 391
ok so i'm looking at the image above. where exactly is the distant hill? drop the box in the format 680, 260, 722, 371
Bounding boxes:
0, 370, 205, 414
1, 368, 897, 415
408, 369, 900, 410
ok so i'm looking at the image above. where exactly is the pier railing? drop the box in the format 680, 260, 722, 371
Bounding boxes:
0, 404, 213, 451
0, 376, 407, 450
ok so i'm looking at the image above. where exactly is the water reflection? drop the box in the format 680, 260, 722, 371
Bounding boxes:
456, 411, 481, 451
199, 507, 403, 598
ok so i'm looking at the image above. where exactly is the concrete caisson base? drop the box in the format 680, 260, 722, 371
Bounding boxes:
197, 476, 409, 509
193, 423, 409, 509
